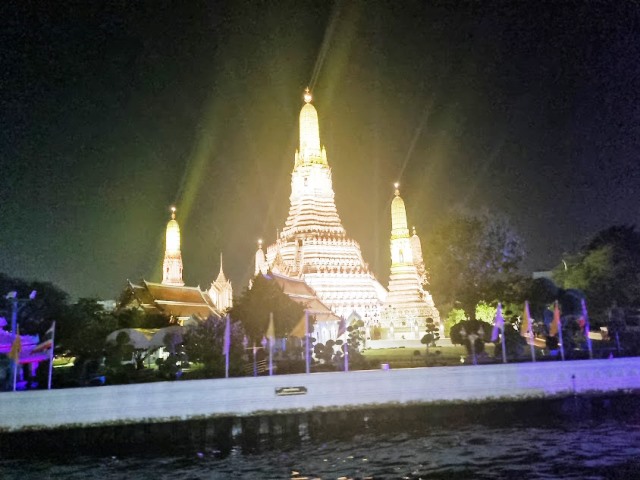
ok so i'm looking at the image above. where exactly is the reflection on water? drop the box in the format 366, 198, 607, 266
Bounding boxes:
2, 417, 640, 479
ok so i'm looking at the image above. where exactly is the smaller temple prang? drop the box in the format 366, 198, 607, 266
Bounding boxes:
162, 206, 185, 286
383, 184, 440, 340
209, 252, 233, 311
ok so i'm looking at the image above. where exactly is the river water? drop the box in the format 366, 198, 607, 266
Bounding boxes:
2, 415, 640, 479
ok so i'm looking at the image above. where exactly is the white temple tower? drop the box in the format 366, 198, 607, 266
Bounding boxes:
382, 185, 439, 339
262, 89, 386, 321
162, 207, 185, 286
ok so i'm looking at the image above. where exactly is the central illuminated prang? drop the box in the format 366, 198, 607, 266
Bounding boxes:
256, 89, 387, 321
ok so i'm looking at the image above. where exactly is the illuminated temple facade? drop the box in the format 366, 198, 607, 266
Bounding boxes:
255, 90, 387, 322
381, 185, 440, 339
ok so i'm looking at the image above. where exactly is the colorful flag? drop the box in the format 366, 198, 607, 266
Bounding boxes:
266, 313, 275, 342
337, 317, 347, 337
8, 329, 22, 362
31, 339, 53, 354
521, 301, 532, 335
491, 303, 504, 342
581, 298, 594, 359
550, 301, 561, 337
223, 314, 231, 356
32, 322, 56, 354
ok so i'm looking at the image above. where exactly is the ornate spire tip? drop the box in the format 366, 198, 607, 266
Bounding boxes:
170, 206, 176, 219
394, 183, 400, 196
303, 87, 312, 104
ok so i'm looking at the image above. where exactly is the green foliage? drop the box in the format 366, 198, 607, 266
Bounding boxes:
475, 301, 497, 324
344, 319, 367, 369
444, 308, 467, 337
421, 317, 440, 356
424, 210, 524, 320
449, 319, 493, 355
553, 225, 640, 320
156, 331, 188, 380
62, 299, 118, 360
229, 274, 304, 343
113, 309, 171, 329
313, 339, 343, 367
183, 316, 246, 377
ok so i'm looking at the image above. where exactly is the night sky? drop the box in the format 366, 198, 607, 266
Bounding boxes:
1, 1, 639, 300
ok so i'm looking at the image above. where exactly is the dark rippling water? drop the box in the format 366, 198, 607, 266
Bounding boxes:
2, 417, 640, 479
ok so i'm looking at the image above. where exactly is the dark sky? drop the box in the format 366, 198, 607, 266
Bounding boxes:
1, 1, 639, 300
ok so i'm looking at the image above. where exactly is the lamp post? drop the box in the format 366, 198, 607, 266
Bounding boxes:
6, 290, 37, 335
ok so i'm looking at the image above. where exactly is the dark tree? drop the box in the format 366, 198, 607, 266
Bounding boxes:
553, 225, 640, 321
183, 316, 246, 377
0, 274, 69, 337
450, 319, 493, 356
229, 274, 304, 343
421, 317, 440, 355
423, 210, 524, 320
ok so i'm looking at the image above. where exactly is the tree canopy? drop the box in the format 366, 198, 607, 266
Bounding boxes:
423, 210, 525, 319
229, 274, 304, 342
553, 225, 640, 320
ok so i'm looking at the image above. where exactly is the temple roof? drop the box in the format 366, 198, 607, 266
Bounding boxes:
122, 280, 220, 320
266, 272, 340, 321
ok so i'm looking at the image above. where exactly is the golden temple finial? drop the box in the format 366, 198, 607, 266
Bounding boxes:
394, 182, 400, 196
258, 238, 263, 248
413, 226, 417, 235
170, 206, 176, 220
303, 87, 312, 103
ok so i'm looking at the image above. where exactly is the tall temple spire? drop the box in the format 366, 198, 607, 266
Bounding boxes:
216, 252, 226, 282
298, 87, 322, 163
162, 206, 184, 286
262, 89, 387, 320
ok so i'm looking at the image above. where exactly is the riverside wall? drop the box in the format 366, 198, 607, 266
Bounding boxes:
2, 357, 640, 433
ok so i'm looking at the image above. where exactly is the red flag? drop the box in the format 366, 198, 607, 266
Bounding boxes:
550, 301, 561, 336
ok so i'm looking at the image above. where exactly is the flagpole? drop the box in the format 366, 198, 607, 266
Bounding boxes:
305, 310, 310, 374
501, 325, 507, 364
11, 326, 21, 392
12, 357, 18, 392
269, 312, 273, 376
224, 315, 230, 378
344, 342, 349, 372
253, 343, 257, 377
48, 321, 56, 390
558, 317, 565, 361
524, 301, 535, 363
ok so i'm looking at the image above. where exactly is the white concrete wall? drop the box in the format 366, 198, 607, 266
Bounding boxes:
2, 358, 640, 432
